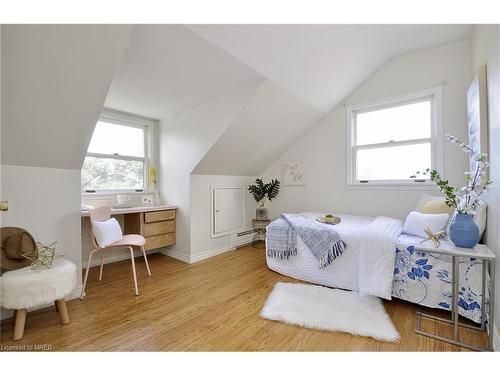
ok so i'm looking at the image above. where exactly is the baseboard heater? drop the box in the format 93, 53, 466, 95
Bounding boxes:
237, 229, 256, 237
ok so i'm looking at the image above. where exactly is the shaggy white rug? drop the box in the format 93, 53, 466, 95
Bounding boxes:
260, 282, 399, 342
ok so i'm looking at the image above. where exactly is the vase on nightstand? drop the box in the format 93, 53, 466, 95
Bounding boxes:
449, 213, 480, 248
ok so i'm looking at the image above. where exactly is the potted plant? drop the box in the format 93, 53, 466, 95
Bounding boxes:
411, 134, 492, 248
248, 178, 280, 220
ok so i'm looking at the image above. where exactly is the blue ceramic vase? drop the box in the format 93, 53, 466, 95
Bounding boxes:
449, 213, 480, 248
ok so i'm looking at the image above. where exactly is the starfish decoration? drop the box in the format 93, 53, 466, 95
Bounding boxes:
420, 228, 446, 248
23, 241, 58, 270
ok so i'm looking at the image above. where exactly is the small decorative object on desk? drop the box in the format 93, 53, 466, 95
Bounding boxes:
419, 227, 445, 248
411, 133, 492, 248
316, 214, 341, 225
248, 178, 280, 220
142, 194, 154, 206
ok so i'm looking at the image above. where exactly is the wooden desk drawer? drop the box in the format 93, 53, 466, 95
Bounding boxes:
145, 233, 175, 250
144, 210, 176, 223
143, 220, 175, 236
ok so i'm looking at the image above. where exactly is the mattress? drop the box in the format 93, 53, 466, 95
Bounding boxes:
266, 213, 486, 323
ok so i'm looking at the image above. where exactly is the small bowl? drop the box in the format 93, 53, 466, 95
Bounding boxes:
316, 216, 341, 225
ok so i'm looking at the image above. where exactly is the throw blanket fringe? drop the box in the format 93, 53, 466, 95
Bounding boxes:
318, 240, 345, 268
266, 247, 298, 260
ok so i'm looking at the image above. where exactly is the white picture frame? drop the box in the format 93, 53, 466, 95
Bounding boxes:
466, 65, 488, 174
283, 161, 306, 186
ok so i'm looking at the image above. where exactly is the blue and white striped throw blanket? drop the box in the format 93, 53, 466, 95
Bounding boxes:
266, 213, 345, 268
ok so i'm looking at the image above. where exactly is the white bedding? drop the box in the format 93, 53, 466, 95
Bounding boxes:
266, 213, 398, 296
266, 213, 486, 323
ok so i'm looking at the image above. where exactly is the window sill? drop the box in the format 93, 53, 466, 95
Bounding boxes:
82, 191, 153, 199
347, 182, 436, 191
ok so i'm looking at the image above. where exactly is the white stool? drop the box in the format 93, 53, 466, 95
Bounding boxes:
0, 259, 77, 340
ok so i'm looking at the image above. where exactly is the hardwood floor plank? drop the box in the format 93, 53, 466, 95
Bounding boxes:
0, 244, 487, 351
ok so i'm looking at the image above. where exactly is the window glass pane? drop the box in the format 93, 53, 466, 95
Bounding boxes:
87, 121, 145, 157
356, 143, 431, 181
356, 100, 431, 145
81, 157, 144, 190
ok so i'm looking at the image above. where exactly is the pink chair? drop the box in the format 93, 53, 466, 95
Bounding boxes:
80, 206, 151, 299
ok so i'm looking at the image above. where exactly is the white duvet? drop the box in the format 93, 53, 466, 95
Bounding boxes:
266, 213, 403, 300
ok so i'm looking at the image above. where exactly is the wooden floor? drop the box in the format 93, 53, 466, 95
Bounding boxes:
0, 243, 488, 351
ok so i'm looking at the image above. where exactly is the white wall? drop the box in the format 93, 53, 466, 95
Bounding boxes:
193, 80, 324, 176
159, 82, 262, 261
190, 175, 257, 262
471, 25, 500, 350
1, 25, 131, 169
0, 165, 82, 318
262, 39, 472, 220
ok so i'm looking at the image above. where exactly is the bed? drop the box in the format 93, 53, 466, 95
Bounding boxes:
265, 213, 486, 323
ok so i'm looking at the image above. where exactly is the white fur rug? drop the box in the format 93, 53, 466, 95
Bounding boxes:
260, 282, 400, 342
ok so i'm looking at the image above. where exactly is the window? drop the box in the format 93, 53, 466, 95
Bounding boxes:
81, 109, 155, 193
347, 87, 443, 188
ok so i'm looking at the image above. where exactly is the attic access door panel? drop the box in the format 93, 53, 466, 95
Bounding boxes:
212, 187, 244, 237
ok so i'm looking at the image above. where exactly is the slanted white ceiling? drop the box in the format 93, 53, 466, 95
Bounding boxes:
188, 25, 472, 112
1, 25, 132, 170
104, 25, 264, 119
193, 80, 324, 176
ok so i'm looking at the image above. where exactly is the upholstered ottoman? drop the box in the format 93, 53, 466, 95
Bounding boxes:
0, 259, 77, 340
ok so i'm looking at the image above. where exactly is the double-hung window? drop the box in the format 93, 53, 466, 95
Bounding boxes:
347, 87, 443, 188
81, 109, 155, 193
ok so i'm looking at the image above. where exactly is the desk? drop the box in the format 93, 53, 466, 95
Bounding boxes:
414, 243, 495, 351
81, 205, 178, 251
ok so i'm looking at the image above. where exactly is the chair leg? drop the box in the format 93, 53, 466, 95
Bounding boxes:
129, 246, 139, 296
141, 246, 152, 277
13, 308, 27, 341
55, 299, 70, 325
81, 248, 98, 299
99, 249, 105, 281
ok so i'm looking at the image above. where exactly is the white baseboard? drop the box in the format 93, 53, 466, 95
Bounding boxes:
189, 234, 254, 264
231, 235, 255, 249
190, 244, 235, 263
160, 247, 190, 263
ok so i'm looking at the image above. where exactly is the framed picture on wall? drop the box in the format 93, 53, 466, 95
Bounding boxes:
283, 161, 306, 186
466, 65, 488, 174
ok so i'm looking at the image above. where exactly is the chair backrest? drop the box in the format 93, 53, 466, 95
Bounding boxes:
89, 207, 112, 248
89, 206, 112, 223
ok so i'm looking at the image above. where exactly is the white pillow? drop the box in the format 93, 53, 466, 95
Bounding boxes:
402, 211, 450, 239
92, 218, 123, 247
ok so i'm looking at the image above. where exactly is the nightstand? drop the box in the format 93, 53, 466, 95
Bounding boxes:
413, 242, 495, 351
252, 219, 271, 245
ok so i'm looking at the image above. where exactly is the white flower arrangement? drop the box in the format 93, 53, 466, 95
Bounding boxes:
411, 133, 492, 215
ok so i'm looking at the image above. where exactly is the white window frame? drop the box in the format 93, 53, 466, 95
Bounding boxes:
346, 86, 444, 189
82, 108, 156, 195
